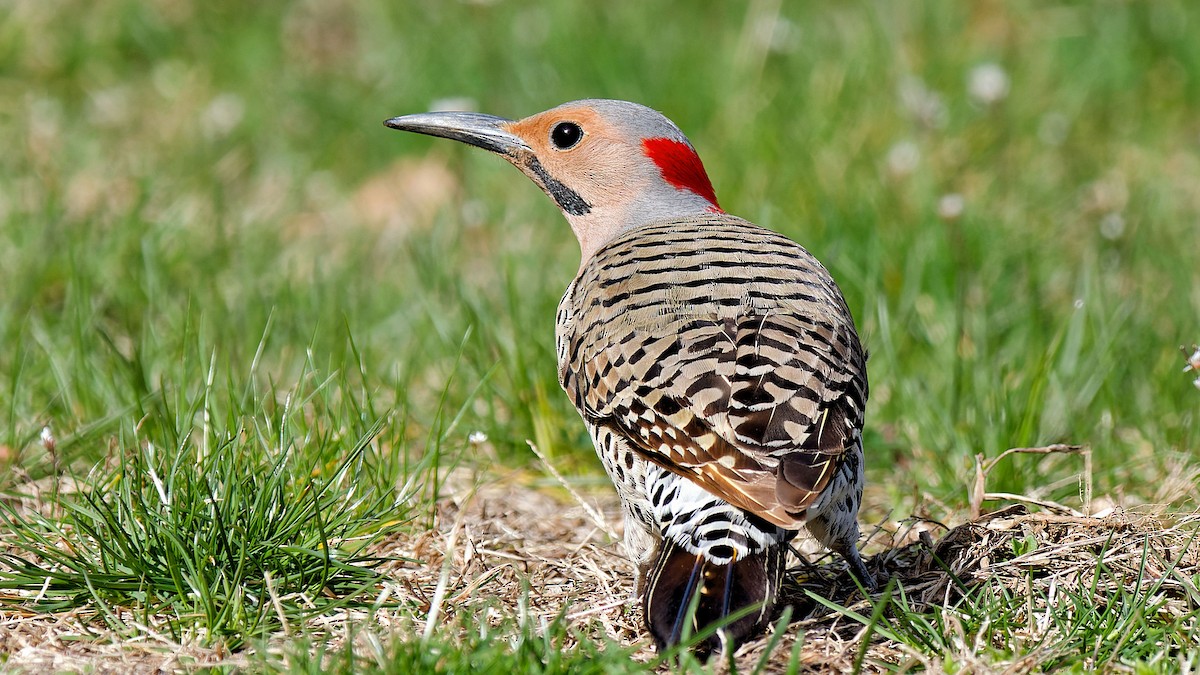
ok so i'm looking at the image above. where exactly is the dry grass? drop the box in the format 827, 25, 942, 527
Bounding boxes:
3, 464, 1198, 673
387, 475, 1198, 673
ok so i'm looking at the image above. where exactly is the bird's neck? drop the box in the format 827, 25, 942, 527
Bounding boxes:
567, 186, 723, 266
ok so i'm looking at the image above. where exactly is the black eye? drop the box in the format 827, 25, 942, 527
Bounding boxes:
550, 122, 583, 149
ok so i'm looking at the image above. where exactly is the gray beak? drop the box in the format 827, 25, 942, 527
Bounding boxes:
384, 111, 531, 156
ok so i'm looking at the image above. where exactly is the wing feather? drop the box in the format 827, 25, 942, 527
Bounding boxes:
558, 215, 867, 529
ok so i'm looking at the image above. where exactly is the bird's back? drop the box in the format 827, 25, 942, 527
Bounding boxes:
556, 214, 868, 530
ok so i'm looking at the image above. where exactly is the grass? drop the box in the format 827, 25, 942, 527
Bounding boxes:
0, 375, 406, 649
273, 610, 650, 675
811, 512, 1200, 671
2, 0, 1199, 671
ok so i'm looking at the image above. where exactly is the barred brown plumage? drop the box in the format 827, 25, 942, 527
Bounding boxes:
561, 215, 866, 523
386, 99, 876, 656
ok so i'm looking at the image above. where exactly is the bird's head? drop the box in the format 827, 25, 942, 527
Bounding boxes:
385, 99, 722, 262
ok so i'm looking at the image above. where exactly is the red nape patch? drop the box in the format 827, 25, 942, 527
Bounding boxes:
641, 137, 722, 211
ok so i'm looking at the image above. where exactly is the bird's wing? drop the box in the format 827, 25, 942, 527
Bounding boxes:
556, 215, 868, 528
566, 309, 865, 529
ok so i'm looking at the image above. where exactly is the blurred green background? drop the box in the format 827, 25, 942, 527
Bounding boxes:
3, 0, 1199, 519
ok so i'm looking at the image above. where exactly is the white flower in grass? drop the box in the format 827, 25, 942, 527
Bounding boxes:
937, 193, 965, 221
1183, 345, 1200, 390
887, 140, 920, 178
1099, 213, 1125, 240
468, 430, 488, 445
1186, 347, 1200, 371
202, 93, 245, 138
969, 62, 1010, 105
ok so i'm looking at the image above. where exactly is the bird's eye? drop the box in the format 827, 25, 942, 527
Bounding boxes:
550, 122, 583, 150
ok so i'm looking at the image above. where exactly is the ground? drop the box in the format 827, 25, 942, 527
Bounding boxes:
5, 464, 1198, 673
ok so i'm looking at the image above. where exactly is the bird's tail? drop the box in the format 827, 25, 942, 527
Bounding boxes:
643, 540, 786, 656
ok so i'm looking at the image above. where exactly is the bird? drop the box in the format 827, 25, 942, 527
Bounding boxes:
385, 99, 875, 655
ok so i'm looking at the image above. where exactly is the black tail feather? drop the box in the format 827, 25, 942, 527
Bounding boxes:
644, 541, 786, 656
668, 551, 705, 645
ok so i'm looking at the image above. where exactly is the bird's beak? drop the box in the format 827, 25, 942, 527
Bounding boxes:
384, 111, 531, 157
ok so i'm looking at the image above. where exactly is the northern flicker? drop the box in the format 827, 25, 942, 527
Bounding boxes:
385, 99, 875, 653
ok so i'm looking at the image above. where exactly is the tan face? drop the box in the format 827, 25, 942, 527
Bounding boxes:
501, 106, 656, 215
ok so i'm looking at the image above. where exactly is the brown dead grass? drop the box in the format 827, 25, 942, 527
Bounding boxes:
2, 466, 1198, 673
373, 471, 1200, 673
